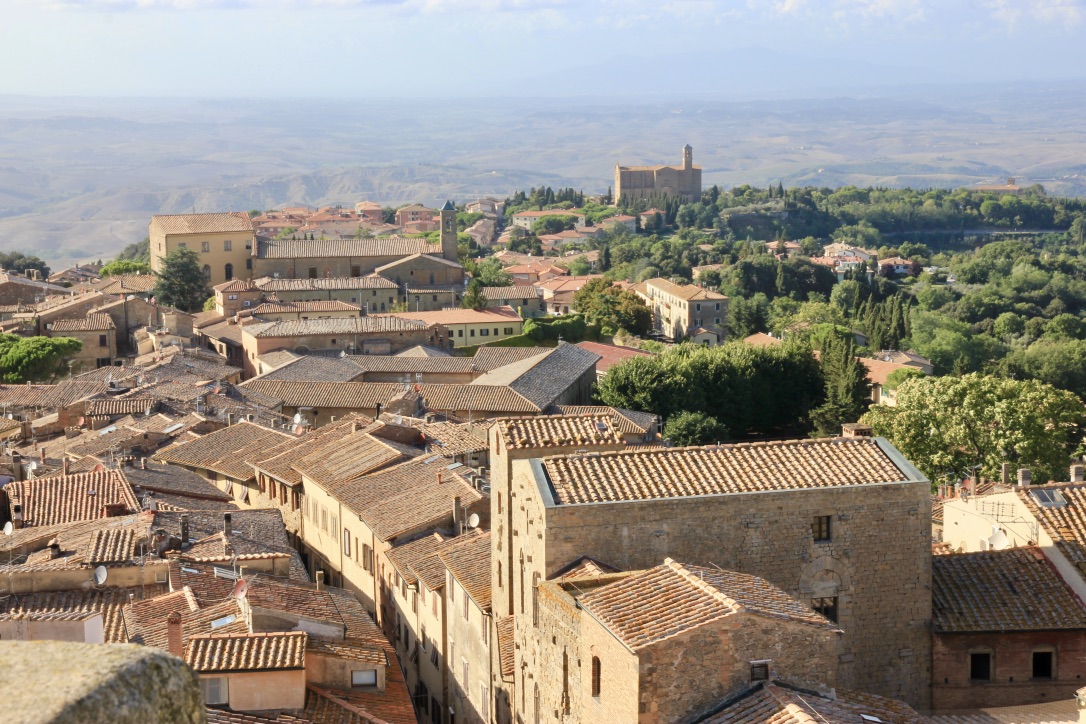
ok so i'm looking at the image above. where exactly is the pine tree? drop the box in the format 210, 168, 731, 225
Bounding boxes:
153, 247, 209, 313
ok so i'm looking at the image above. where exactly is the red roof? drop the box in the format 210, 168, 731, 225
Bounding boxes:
575, 342, 654, 374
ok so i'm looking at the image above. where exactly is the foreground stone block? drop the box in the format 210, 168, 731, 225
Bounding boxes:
0, 641, 205, 724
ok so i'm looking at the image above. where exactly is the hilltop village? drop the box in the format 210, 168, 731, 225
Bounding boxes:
2, 149, 1086, 722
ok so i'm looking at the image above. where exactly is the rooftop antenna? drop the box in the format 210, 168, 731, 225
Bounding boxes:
467, 513, 480, 530
93, 565, 109, 586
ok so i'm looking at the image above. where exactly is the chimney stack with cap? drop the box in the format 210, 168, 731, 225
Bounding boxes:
316, 570, 325, 591
11, 453, 21, 482
39, 448, 45, 464
180, 514, 190, 547
1072, 464, 1086, 484
1018, 468, 1031, 489
453, 495, 462, 535
223, 512, 232, 536
1001, 463, 1011, 486
62, 457, 69, 477
140, 457, 147, 470
167, 612, 183, 658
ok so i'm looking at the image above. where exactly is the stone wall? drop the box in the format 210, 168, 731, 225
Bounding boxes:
511, 458, 932, 709
0, 640, 204, 723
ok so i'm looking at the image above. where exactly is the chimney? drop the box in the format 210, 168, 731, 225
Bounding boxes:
140, 457, 147, 470
62, 457, 70, 477
166, 611, 183, 658
453, 495, 462, 534
180, 515, 190, 547
11, 503, 23, 529
226, 413, 234, 426
437, 471, 443, 485
47, 538, 61, 560
1018, 468, 1031, 489
316, 570, 325, 591
1072, 464, 1086, 484
223, 512, 232, 536
375, 403, 382, 421
1001, 463, 1011, 486
39, 448, 46, 464
11, 453, 21, 482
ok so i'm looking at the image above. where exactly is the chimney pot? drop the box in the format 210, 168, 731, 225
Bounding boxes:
226, 413, 233, 426
316, 570, 325, 591
453, 495, 462, 534
140, 457, 147, 470
223, 512, 232, 536
1072, 464, 1085, 484
166, 611, 184, 658
62, 457, 69, 477
39, 448, 46, 464
1001, 462, 1011, 486
1018, 468, 1031, 488
180, 515, 189, 546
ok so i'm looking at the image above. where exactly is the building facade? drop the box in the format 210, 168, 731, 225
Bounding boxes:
614, 145, 702, 203
149, 212, 256, 287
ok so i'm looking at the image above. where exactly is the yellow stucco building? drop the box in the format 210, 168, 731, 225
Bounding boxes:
150, 212, 256, 287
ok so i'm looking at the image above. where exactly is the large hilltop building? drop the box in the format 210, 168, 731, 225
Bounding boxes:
614, 144, 702, 204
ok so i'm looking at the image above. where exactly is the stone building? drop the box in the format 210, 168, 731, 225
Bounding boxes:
524, 559, 840, 724
488, 423, 933, 713
633, 277, 727, 345
614, 145, 702, 204
47, 314, 118, 371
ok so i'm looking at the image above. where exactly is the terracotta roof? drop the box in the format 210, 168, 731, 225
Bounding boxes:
551, 405, 657, 435
206, 709, 308, 723
496, 616, 516, 681
479, 285, 541, 301
251, 416, 367, 485
439, 531, 491, 613
0, 585, 168, 643
859, 356, 915, 386
702, 682, 928, 724
933, 547, 1086, 632
542, 437, 914, 505
213, 279, 257, 293
154, 422, 293, 481
254, 276, 399, 292
84, 397, 159, 417
327, 457, 483, 542
4, 470, 138, 527
406, 530, 488, 591
470, 343, 599, 409
577, 559, 836, 650
244, 315, 430, 338
250, 300, 361, 315
49, 313, 115, 332
574, 341, 653, 373
151, 212, 253, 235
498, 414, 624, 450
420, 384, 539, 414
389, 306, 522, 326
91, 274, 158, 295
186, 631, 307, 672
552, 555, 620, 580
292, 430, 418, 485
243, 380, 403, 410
375, 252, 462, 271
256, 237, 435, 259
418, 421, 489, 457
124, 590, 247, 650
1019, 484, 1086, 570
85, 527, 138, 565
386, 532, 450, 586
642, 277, 727, 301
472, 346, 548, 371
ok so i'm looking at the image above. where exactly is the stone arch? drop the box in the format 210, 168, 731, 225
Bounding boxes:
798, 554, 852, 598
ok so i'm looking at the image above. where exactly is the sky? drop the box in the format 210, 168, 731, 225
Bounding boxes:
0, 0, 1084, 97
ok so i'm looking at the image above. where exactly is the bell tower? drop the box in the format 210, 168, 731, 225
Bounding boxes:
439, 200, 457, 262
682, 144, 693, 170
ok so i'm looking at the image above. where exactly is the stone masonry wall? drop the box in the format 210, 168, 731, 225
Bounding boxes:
512, 463, 932, 710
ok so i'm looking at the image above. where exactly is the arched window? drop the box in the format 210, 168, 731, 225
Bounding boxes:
224, 263, 233, 281
591, 656, 601, 698
202, 265, 211, 279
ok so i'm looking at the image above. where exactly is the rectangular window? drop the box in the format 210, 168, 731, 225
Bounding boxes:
354, 536, 358, 561
228, 294, 238, 300
813, 515, 832, 542
178, 242, 187, 248
812, 596, 838, 623
351, 266, 361, 277
480, 329, 489, 337
463, 589, 470, 620
201, 241, 210, 253
343, 528, 351, 557
504, 327, 513, 334
412, 591, 418, 613
750, 661, 769, 682
480, 684, 489, 719
470, 329, 475, 337
1033, 651, 1054, 679
98, 334, 108, 347
309, 267, 318, 279
223, 240, 232, 251
351, 669, 377, 687
246, 259, 252, 270
971, 652, 992, 681
201, 677, 228, 705
462, 658, 469, 688
457, 329, 464, 337
696, 303, 701, 311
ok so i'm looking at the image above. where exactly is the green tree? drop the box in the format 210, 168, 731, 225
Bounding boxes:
470, 258, 513, 287
572, 278, 650, 336
810, 335, 872, 437
116, 238, 151, 263
597, 341, 824, 439
993, 312, 1025, 340
862, 374, 1086, 485
0, 335, 82, 382
202, 296, 217, 312
462, 279, 488, 311
0, 251, 50, 278
663, 411, 729, 446
153, 247, 209, 312
99, 260, 152, 277
567, 257, 592, 276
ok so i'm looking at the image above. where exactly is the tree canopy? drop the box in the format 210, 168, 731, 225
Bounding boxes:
0, 335, 82, 383
572, 278, 651, 336
596, 341, 824, 439
862, 373, 1086, 486
0, 251, 50, 278
100, 259, 152, 277
153, 247, 209, 312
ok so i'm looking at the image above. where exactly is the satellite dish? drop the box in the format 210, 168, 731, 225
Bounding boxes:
989, 527, 1011, 551
292, 413, 303, 424
467, 513, 480, 529
2, 521, 12, 536
94, 566, 109, 586
232, 579, 249, 600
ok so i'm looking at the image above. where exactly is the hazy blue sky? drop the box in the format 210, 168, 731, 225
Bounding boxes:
2, 0, 1084, 97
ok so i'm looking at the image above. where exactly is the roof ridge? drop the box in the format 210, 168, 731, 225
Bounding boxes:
665, 559, 743, 615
